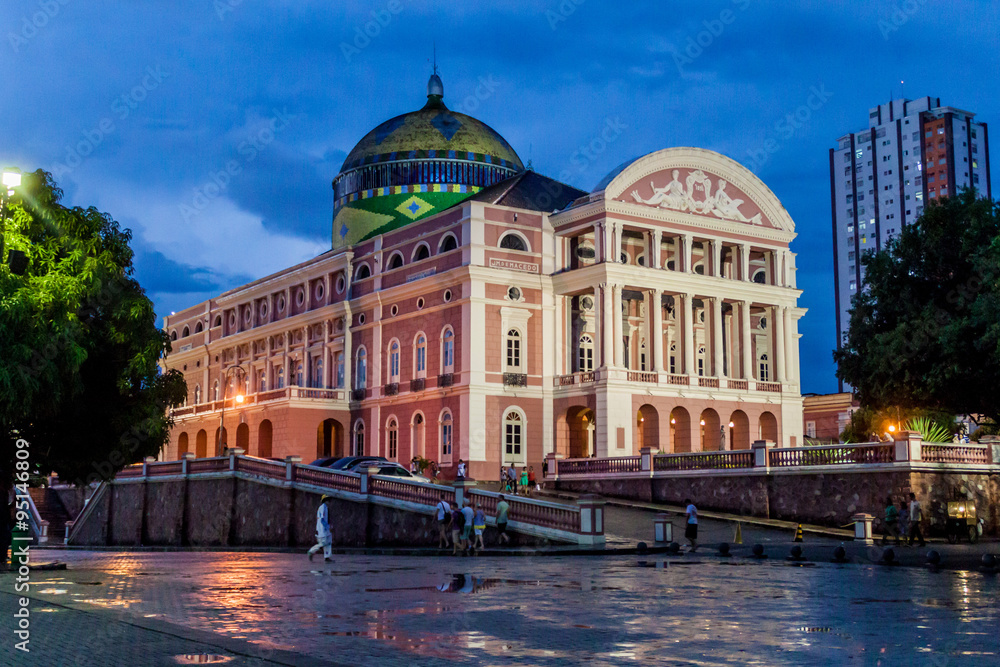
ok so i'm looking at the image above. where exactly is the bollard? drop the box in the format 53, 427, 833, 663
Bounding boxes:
926, 550, 941, 566
788, 545, 805, 561
667, 542, 681, 554
285, 456, 302, 482
718, 543, 731, 557
653, 513, 673, 544
880, 547, 896, 565
852, 513, 874, 545
832, 546, 847, 563
982, 554, 997, 571
750, 544, 767, 559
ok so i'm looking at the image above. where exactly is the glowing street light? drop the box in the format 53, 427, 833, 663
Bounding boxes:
218, 364, 248, 454
1, 167, 28, 275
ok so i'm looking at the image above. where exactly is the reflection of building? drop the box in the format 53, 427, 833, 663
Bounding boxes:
802, 392, 859, 443
162, 73, 805, 478
830, 97, 991, 390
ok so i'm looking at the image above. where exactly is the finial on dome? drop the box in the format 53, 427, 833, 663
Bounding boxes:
427, 43, 443, 100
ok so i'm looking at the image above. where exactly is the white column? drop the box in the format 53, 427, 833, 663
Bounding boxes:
651, 289, 663, 372
612, 284, 623, 367
612, 222, 622, 263
712, 240, 722, 277
600, 283, 613, 368
683, 293, 695, 376
712, 297, 724, 378
783, 307, 794, 383
594, 223, 604, 263
650, 229, 662, 269
740, 244, 751, 282
741, 300, 752, 380
682, 234, 693, 273
774, 305, 785, 383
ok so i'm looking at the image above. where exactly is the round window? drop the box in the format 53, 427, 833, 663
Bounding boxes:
336, 273, 346, 293
390, 304, 398, 317
581, 296, 594, 311
507, 286, 521, 301
244, 307, 252, 323
315, 283, 324, 300
576, 245, 596, 260
277, 295, 285, 312
620, 253, 628, 264
229, 313, 237, 327
760, 317, 768, 330
416, 297, 425, 310
358, 313, 366, 325
259, 301, 268, 319
296, 288, 305, 306
443, 289, 452, 303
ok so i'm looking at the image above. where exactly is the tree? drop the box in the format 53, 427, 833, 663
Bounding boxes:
1, 170, 186, 486
835, 189, 1000, 424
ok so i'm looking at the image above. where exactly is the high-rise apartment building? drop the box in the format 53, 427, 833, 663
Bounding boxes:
829, 96, 991, 390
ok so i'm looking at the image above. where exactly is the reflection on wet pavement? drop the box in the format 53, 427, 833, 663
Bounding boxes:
18, 549, 1000, 665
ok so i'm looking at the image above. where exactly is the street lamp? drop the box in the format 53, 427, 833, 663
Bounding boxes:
218, 363, 247, 454
1, 168, 28, 275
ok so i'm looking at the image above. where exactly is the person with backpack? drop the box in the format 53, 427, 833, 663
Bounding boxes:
435, 493, 451, 549
473, 503, 486, 550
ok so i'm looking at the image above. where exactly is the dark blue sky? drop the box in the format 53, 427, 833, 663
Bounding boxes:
2, 1, 997, 394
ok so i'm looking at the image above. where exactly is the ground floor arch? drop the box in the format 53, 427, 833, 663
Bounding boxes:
317, 418, 345, 459
236, 422, 249, 451
700, 408, 722, 451
214, 427, 228, 456
177, 432, 189, 457
565, 406, 596, 458
729, 409, 750, 450
195, 430, 207, 458
635, 404, 660, 450
759, 411, 778, 442
670, 407, 692, 453
258, 420, 273, 458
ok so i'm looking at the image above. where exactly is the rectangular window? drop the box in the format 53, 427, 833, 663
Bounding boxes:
505, 422, 522, 456
806, 421, 816, 438
443, 337, 454, 371
506, 333, 521, 369
388, 429, 398, 459
442, 422, 452, 456
417, 345, 426, 373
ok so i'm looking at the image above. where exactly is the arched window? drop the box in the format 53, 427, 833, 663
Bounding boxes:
313, 358, 324, 389
194, 385, 201, 404
170, 331, 178, 341
415, 334, 427, 377
258, 371, 266, 393
213, 315, 222, 328
499, 232, 528, 252
195, 321, 203, 334
355, 264, 371, 280
336, 352, 345, 388
669, 343, 677, 375
356, 348, 367, 389
504, 410, 524, 460
277, 367, 285, 389
387, 252, 404, 270
578, 334, 594, 372
442, 328, 455, 373
505, 329, 521, 370
386, 418, 398, 459
439, 234, 458, 253
759, 354, 770, 382
412, 243, 430, 262
353, 420, 365, 456
295, 362, 304, 386
388, 340, 400, 382
753, 269, 767, 284
213, 380, 220, 401
440, 411, 453, 457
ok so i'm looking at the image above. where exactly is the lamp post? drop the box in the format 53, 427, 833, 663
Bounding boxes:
218, 364, 247, 455
1, 168, 27, 275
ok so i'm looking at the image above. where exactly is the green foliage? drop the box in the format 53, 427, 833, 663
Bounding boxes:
970, 422, 999, 442
1, 170, 186, 485
902, 416, 953, 443
834, 189, 1000, 424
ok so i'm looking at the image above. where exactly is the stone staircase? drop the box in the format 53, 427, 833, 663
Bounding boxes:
28, 487, 72, 544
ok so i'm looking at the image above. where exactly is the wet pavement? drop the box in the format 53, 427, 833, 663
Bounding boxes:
2, 549, 998, 666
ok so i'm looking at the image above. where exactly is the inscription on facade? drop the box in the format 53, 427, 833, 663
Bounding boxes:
489, 258, 539, 273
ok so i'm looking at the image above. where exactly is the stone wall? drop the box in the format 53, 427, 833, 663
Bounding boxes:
69, 476, 557, 548
556, 468, 998, 536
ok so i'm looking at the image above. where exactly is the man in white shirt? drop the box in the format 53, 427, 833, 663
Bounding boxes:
307, 495, 333, 562
907, 492, 926, 547
435, 492, 451, 549
684, 498, 699, 552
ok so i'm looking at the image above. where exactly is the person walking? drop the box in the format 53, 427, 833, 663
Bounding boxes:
410, 456, 420, 474
898, 501, 909, 540
451, 505, 465, 556
495, 494, 511, 545
881, 495, 901, 546
435, 493, 451, 548
519, 467, 529, 497
684, 498, 699, 552
307, 495, 333, 562
528, 466, 537, 494
507, 464, 518, 495
907, 492, 926, 547
473, 503, 486, 550
461, 499, 476, 554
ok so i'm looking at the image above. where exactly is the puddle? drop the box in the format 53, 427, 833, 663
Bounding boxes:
173, 655, 234, 665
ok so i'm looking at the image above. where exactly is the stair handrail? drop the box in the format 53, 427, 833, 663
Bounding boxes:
65, 482, 107, 545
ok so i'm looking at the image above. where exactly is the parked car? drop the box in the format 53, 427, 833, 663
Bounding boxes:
347, 461, 433, 484
307, 456, 387, 470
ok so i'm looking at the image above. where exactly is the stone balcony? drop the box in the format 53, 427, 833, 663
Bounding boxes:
171, 386, 349, 419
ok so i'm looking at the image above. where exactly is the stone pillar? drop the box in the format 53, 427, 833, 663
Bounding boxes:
228, 448, 245, 471
682, 234, 693, 273
640, 446, 659, 471
712, 297, 724, 378
650, 229, 662, 269
577, 494, 606, 545
612, 284, 623, 368
595, 222, 605, 263
600, 283, 613, 368
683, 294, 695, 376
852, 513, 874, 545
981, 436, 1000, 464
452, 477, 477, 508
142, 456, 155, 477
651, 289, 664, 373
740, 244, 751, 281
181, 452, 195, 476
783, 307, 795, 383
893, 431, 923, 461
285, 455, 301, 482
752, 439, 774, 468
741, 300, 753, 380
774, 306, 785, 383
544, 452, 564, 478
712, 239, 722, 277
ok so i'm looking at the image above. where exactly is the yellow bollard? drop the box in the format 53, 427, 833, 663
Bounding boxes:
793, 524, 804, 542
733, 522, 743, 545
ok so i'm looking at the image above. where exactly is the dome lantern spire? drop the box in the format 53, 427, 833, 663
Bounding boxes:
427, 45, 443, 102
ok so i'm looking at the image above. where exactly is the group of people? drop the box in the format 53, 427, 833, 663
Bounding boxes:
500, 463, 536, 496
881, 492, 926, 547
435, 492, 511, 554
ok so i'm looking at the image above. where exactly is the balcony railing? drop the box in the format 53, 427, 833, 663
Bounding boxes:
555, 371, 596, 386
653, 450, 753, 471
726, 379, 748, 390
698, 377, 720, 388
769, 443, 895, 467
756, 381, 781, 393
410, 378, 425, 392
921, 443, 989, 464
628, 371, 657, 383
438, 372, 454, 387
666, 374, 689, 386
503, 372, 527, 387
384, 382, 399, 396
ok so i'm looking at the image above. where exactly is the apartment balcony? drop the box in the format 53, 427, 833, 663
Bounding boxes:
172, 385, 349, 419
503, 372, 528, 387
